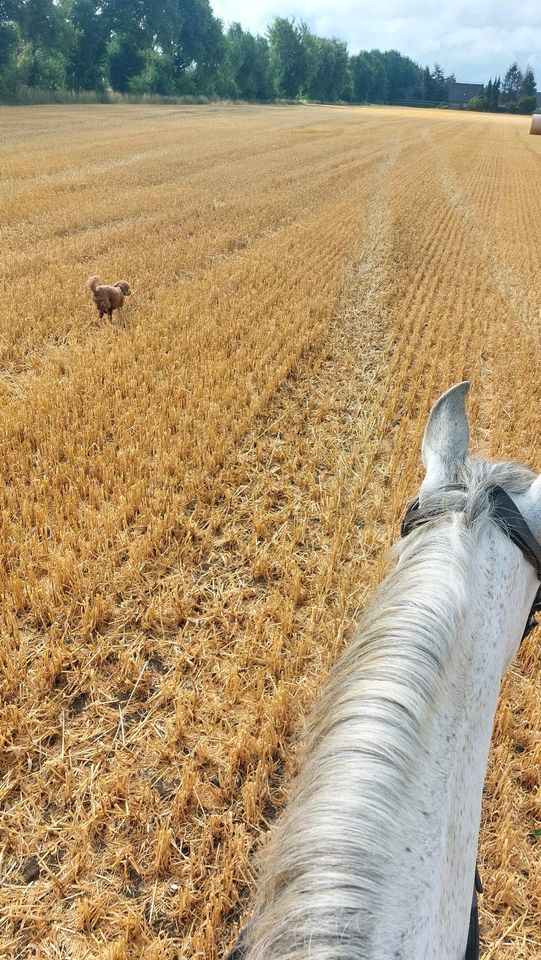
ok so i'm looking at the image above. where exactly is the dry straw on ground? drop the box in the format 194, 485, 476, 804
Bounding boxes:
0, 104, 539, 959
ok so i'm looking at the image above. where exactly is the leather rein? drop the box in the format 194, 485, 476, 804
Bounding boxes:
401, 483, 541, 640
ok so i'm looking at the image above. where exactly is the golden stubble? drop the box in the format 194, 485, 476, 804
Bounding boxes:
0, 104, 539, 958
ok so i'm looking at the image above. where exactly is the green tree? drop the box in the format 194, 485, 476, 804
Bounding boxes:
225, 23, 273, 100
444, 72, 456, 94
68, 0, 109, 90
13, 0, 74, 88
108, 35, 145, 92
328, 38, 349, 100
421, 65, 434, 101
0, 0, 21, 83
350, 50, 387, 102
490, 76, 501, 111
521, 66, 536, 97
468, 78, 500, 113
366, 51, 387, 101
431, 63, 446, 101
103, 0, 152, 92
350, 51, 375, 101
253, 34, 274, 99
166, 0, 224, 91
129, 48, 176, 95
380, 49, 421, 101
467, 93, 485, 111
502, 62, 523, 103
303, 34, 349, 101
103, 0, 224, 95
298, 21, 317, 94
517, 94, 536, 114
267, 16, 305, 99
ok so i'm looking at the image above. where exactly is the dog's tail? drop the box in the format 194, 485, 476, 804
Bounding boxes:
86, 275, 101, 295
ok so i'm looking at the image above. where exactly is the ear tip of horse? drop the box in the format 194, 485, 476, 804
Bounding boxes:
446, 380, 471, 400
428, 381, 471, 427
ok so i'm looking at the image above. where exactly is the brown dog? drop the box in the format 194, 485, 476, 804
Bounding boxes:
86, 275, 131, 320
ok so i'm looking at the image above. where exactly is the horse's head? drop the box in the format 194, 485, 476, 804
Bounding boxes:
415, 381, 541, 672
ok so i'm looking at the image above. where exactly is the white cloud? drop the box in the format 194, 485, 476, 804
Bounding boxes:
210, 0, 541, 82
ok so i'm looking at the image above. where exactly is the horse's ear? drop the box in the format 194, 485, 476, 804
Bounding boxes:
525, 474, 541, 523
519, 473, 541, 542
420, 382, 470, 496
529, 473, 541, 498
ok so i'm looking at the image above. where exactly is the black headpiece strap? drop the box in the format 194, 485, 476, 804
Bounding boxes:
488, 485, 541, 637
401, 484, 467, 538
488, 486, 541, 577
400, 483, 541, 639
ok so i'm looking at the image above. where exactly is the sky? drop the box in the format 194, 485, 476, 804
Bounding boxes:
209, 1, 541, 83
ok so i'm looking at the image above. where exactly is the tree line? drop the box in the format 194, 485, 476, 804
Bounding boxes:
468, 64, 537, 114
0, 0, 537, 112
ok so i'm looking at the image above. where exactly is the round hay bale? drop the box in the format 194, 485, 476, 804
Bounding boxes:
530, 114, 541, 135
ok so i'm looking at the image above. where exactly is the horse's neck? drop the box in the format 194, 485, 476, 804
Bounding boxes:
380, 627, 499, 959
379, 525, 533, 960
244, 524, 536, 960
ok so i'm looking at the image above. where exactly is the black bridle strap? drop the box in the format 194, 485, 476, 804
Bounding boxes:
401, 483, 541, 640
401, 484, 467, 538
489, 485, 541, 638
488, 486, 541, 577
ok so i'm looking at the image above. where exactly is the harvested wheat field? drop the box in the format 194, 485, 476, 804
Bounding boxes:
0, 103, 540, 959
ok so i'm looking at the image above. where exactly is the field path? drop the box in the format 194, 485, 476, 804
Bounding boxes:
0, 105, 539, 959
